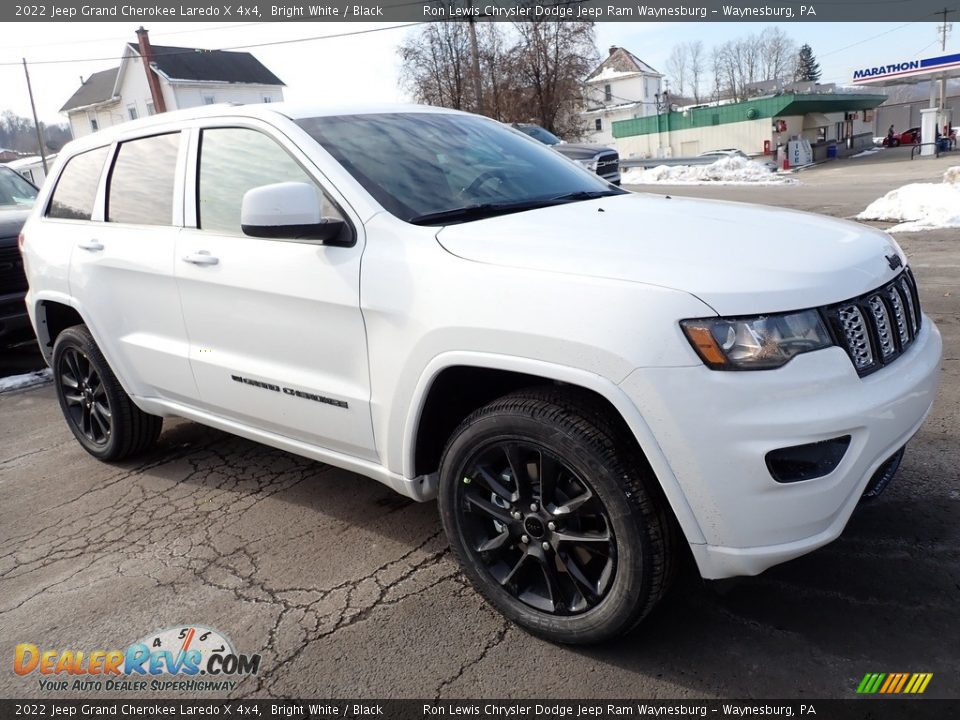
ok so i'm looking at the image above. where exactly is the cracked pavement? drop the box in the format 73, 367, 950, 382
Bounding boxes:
1, 179, 958, 700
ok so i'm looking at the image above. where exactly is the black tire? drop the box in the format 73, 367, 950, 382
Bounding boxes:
52, 324, 162, 461
438, 387, 678, 644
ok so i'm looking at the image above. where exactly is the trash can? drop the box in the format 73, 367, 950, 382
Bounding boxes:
827, 144, 838, 159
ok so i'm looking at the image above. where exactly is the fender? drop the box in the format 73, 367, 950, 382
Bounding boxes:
403, 351, 707, 546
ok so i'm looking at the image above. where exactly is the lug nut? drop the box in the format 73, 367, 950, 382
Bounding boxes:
547, 522, 556, 531
521, 535, 529, 544
511, 511, 522, 520
541, 542, 550, 551
529, 503, 538, 512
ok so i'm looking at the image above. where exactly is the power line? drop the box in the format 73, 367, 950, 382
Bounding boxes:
0, 22, 427, 67
6, 22, 270, 51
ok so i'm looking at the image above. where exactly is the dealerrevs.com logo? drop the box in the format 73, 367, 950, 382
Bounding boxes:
14, 625, 261, 693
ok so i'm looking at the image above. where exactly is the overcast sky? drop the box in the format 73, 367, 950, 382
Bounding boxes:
0, 21, 948, 125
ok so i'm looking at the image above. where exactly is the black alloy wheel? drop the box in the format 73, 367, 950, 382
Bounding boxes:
58, 346, 112, 447
52, 324, 162, 461
439, 388, 678, 644
455, 440, 616, 615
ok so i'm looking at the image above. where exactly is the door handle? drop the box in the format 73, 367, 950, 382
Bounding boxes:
182, 252, 219, 266
77, 240, 104, 251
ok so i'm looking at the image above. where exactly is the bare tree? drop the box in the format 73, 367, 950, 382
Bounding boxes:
398, 23, 474, 111
399, 21, 599, 139
760, 27, 798, 85
688, 41, 705, 104
665, 44, 688, 98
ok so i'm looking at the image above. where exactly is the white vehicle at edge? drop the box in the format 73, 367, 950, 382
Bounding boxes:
20, 103, 942, 643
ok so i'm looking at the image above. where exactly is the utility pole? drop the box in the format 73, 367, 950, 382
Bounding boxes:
937, 8, 952, 115
22, 59, 48, 175
467, 7, 484, 115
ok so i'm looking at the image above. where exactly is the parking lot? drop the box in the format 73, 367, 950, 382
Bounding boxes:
1, 152, 958, 699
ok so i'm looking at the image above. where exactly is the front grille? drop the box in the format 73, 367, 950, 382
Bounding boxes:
822, 268, 922, 377
596, 152, 619, 177
0, 244, 28, 295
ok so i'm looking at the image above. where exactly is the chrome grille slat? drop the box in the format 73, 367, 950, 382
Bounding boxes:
868, 295, 895, 359
887, 286, 910, 346
837, 305, 873, 370
899, 277, 919, 334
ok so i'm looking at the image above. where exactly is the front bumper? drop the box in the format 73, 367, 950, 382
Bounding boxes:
619, 316, 942, 579
0, 291, 31, 345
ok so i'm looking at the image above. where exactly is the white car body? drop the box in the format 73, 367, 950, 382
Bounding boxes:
21, 103, 941, 581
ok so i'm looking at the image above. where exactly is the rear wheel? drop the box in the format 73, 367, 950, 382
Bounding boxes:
53, 325, 162, 461
438, 388, 677, 644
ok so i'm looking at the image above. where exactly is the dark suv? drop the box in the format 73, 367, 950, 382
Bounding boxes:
0, 166, 37, 348
513, 123, 620, 185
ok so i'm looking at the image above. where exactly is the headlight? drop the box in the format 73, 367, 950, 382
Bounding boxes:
680, 309, 833, 370
575, 158, 598, 172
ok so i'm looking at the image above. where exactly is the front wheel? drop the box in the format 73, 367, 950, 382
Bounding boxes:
52, 325, 162, 461
438, 388, 677, 644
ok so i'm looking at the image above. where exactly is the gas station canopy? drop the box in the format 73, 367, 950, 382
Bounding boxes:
852, 51, 960, 86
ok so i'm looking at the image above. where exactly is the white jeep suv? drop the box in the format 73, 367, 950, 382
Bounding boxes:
20, 104, 941, 644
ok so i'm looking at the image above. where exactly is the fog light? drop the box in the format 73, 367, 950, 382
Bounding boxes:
766, 436, 851, 483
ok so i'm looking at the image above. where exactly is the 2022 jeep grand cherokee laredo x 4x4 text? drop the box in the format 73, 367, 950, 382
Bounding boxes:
21, 104, 941, 643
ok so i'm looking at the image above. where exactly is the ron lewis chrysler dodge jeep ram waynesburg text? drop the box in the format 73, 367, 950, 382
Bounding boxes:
20, 104, 941, 644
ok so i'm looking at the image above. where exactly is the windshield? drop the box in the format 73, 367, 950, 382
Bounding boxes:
296, 113, 620, 225
0, 168, 38, 209
516, 124, 561, 145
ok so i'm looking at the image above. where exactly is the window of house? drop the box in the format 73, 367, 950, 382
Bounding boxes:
595, 118, 603, 132
128, 105, 138, 121
645, 78, 650, 97
262, 96, 273, 103
47, 146, 110, 220
107, 133, 181, 226
203, 95, 216, 105
817, 127, 827, 143
146, 101, 155, 116
604, 84, 612, 102
197, 127, 342, 236
88, 114, 99, 132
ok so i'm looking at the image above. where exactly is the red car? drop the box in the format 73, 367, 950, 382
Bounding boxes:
884, 127, 921, 146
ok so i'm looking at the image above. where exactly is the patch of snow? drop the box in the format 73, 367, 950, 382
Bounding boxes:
851, 147, 882, 159
0, 368, 52, 393
943, 166, 960, 184
857, 169, 960, 232
621, 156, 795, 186
590, 66, 640, 82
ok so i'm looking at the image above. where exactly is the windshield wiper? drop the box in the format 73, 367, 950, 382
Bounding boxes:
408, 198, 563, 226
548, 189, 625, 201
408, 189, 626, 226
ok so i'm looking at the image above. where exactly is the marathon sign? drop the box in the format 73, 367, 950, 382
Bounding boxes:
853, 52, 960, 83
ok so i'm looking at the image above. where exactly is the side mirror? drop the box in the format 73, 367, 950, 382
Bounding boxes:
240, 182, 348, 244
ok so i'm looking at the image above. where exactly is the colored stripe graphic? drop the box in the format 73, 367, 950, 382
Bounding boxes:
857, 673, 932, 694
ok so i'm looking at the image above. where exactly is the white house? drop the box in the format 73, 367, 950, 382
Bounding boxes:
61, 28, 284, 139
582, 47, 663, 145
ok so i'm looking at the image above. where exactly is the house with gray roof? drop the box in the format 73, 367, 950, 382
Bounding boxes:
581, 46, 664, 146
61, 27, 284, 139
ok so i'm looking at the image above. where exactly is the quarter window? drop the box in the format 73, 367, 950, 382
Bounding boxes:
107, 133, 180, 226
197, 127, 342, 236
47, 146, 110, 220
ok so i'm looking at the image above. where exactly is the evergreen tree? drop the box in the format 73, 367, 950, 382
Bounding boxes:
795, 44, 822, 82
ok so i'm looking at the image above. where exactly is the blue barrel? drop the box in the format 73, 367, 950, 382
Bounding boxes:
827, 144, 838, 159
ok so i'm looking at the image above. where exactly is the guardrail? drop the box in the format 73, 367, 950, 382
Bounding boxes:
910, 140, 956, 160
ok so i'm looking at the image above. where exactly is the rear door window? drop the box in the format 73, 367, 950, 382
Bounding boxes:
47, 146, 110, 220
107, 133, 181, 226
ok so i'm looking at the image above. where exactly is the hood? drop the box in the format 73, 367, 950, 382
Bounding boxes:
0, 209, 30, 246
553, 143, 614, 160
435, 193, 906, 317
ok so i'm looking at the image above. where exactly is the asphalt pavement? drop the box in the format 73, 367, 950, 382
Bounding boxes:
1, 151, 958, 699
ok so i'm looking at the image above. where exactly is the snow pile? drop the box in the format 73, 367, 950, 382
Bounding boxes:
857, 167, 960, 232
851, 147, 882, 159
621, 156, 793, 186
0, 368, 52, 393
